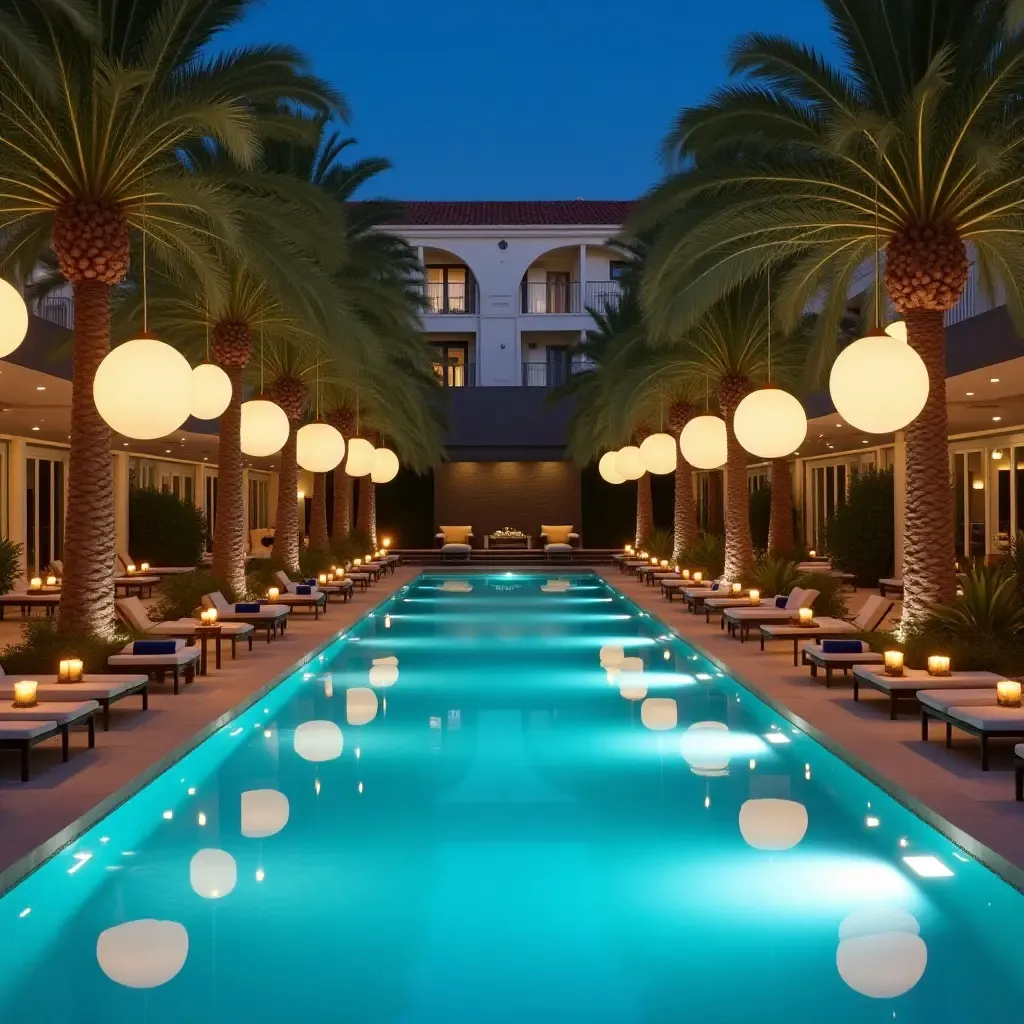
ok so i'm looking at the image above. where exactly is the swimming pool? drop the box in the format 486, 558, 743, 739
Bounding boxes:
1, 571, 1021, 1022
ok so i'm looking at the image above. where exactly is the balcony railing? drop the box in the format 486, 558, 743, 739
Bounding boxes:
584, 280, 623, 312
36, 296, 74, 328
433, 361, 475, 387
522, 358, 590, 387
520, 281, 581, 314
424, 281, 477, 314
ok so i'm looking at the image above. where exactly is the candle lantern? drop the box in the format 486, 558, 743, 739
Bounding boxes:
365, 554, 372, 563
140, 562, 149, 572
29, 577, 42, 591
927, 655, 951, 677
267, 587, 280, 601
625, 545, 634, 555
693, 571, 703, 584
46, 575, 57, 586
996, 680, 1022, 708
336, 568, 345, 579
125, 563, 136, 575
353, 558, 362, 567
681, 569, 690, 580
732, 582, 742, 594
883, 650, 904, 676
749, 589, 761, 606
58, 658, 83, 684
382, 538, 391, 549
318, 573, 328, 585
809, 549, 817, 558
13, 680, 38, 707
660, 559, 669, 569
200, 608, 217, 625
797, 607, 815, 627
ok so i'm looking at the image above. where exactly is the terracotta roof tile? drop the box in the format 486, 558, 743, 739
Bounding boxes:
392, 200, 634, 227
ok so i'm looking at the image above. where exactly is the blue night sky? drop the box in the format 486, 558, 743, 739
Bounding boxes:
227, 0, 834, 201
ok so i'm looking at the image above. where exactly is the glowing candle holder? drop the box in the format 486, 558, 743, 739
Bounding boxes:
682, 569, 691, 580
267, 587, 280, 601
58, 658, 83, 684
749, 589, 760, 606
883, 650, 904, 676
809, 549, 817, 558
732, 582, 742, 594
336, 568, 345, 579
200, 608, 217, 625
625, 545, 634, 555
385, 614, 391, 629
997, 680, 1022, 708
28, 577, 42, 591
797, 607, 815, 627
365, 554, 372, 563
693, 571, 703, 584
140, 562, 149, 572
382, 538, 391, 549
318, 573, 328, 585
45, 575, 57, 586
353, 559, 362, 567
125, 564, 136, 575
660, 559, 669, 569
13, 679, 37, 707
927, 655, 951, 677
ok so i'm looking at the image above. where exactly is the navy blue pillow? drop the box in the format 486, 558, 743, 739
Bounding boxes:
821, 639, 864, 654
711, 582, 719, 591
775, 596, 788, 608
235, 602, 260, 612
133, 640, 177, 655
304, 578, 317, 587
296, 585, 312, 595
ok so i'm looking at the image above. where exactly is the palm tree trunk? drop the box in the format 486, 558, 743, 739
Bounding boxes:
211, 367, 247, 596
902, 309, 956, 625
722, 403, 755, 580
271, 429, 300, 573
635, 474, 653, 548
673, 461, 698, 558
60, 280, 116, 636
309, 473, 329, 549
767, 458, 794, 556
332, 468, 352, 541
356, 478, 377, 547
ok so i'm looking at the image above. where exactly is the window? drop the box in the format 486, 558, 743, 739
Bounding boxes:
431, 344, 470, 387
425, 265, 474, 313
249, 476, 270, 530
609, 261, 629, 280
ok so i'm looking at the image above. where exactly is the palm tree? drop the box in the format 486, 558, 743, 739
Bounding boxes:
0, 0, 344, 634
636, 0, 1024, 624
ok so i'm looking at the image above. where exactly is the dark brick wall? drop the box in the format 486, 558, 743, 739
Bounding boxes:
435, 461, 581, 543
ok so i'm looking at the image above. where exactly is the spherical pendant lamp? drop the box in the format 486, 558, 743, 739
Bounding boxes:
615, 445, 645, 480
345, 436, 376, 477
679, 415, 727, 470
296, 421, 345, 473
639, 432, 677, 474
598, 451, 625, 484
189, 362, 232, 420
370, 447, 400, 484
94, 337, 192, 439
0, 278, 29, 358
733, 385, 808, 458
240, 398, 290, 456
828, 325, 929, 433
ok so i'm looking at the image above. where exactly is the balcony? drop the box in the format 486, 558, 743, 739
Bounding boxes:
520, 281, 581, 315
584, 280, 623, 312
35, 296, 74, 328
522, 357, 591, 387
424, 281, 477, 315
433, 361, 476, 387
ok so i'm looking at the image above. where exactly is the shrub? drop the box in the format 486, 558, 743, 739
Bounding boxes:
680, 534, 725, 579
798, 571, 848, 620
153, 570, 237, 621
640, 527, 674, 560
859, 627, 1024, 677
824, 467, 894, 584
749, 486, 771, 551
245, 558, 284, 600
129, 488, 206, 568
744, 555, 800, 597
928, 565, 1024, 638
0, 538, 22, 594
1, 618, 136, 674
333, 529, 374, 563
299, 547, 335, 578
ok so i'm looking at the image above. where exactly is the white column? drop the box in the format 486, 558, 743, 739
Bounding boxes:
893, 430, 907, 579
8, 438, 26, 579
792, 457, 805, 543
113, 451, 130, 563
578, 243, 587, 312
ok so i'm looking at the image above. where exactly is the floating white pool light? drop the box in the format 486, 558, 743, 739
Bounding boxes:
369, 656, 399, 688
599, 644, 625, 668
640, 697, 677, 731
620, 681, 648, 701
240, 789, 290, 838
680, 721, 731, 777
96, 919, 189, 989
541, 580, 572, 593
619, 656, 644, 674
346, 686, 378, 725
189, 849, 237, 899
440, 580, 473, 593
293, 720, 343, 762
836, 906, 927, 999
738, 798, 808, 851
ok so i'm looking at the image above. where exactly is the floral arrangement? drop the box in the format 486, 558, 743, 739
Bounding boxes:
492, 526, 526, 539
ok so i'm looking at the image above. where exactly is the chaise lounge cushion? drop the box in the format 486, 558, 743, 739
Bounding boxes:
439, 526, 473, 545
541, 525, 574, 545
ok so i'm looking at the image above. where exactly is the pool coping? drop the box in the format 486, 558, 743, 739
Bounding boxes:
0, 585, 405, 899
604, 569, 1024, 895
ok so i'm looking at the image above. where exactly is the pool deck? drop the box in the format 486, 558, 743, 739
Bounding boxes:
605, 569, 1024, 880
0, 567, 416, 889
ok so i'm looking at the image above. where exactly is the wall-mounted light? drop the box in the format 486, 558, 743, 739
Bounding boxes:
992, 449, 1004, 460
972, 479, 985, 490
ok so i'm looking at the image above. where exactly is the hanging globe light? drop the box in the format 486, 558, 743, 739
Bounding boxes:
370, 447, 400, 484
296, 421, 345, 473
828, 323, 929, 433
615, 445, 645, 480
639, 432, 677, 474
0, 279, 28, 358
345, 436, 376, 477
94, 337, 192, 439
240, 398, 289, 457
679, 415, 727, 469
733, 385, 808, 459
189, 363, 232, 420
598, 451, 625, 484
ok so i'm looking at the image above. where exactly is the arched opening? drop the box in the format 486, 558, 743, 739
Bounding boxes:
423, 247, 478, 315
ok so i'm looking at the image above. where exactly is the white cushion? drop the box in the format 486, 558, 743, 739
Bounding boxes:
116, 596, 153, 632
948, 705, 1024, 729
1015, 743, 1024, 758
0, 720, 58, 738
0, 678, 145, 701
545, 543, 573, 553
918, 689, 1000, 712
0, 700, 99, 723
442, 543, 471, 553
109, 649, 199, 668
784, 588, 805, 610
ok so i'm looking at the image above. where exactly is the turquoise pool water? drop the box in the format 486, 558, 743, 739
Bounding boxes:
1, 572, 1022, 1021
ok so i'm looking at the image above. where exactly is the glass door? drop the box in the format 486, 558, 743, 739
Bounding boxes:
431, 344, 468, 387
953, 450, 986, 562
25, 449, 66, 574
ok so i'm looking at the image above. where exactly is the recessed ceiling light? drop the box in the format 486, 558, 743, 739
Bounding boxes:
165, 448, 171, 453
965, 391, 974, 396
203, 457, 208, 461
31, 426, 40, 431
902, 855, 953, 878
35, 386, 45, 391
835, 422, 841, 427
990, 377, 1000, 383
123, 442, 129, 447
993, 416, 1002, 422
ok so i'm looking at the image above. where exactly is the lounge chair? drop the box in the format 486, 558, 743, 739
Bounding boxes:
117, 597, 255, 659
800, 639, 884, 687
0, 590, 60, 619
108, 638, 200, 694
684, 581, 732, 612
113, 572, 160, 598
117, 554, 194, 577
0, 701, 99, 780
541, 525, 579, 561
855, 668, 1003, 720
761, 594, 894, 665
271, 571, 329, 618
879, 577, 904, 597
918, 686, 1024, 768
722, 588, 820, 641
202, 591, 289, 641
0, 667, 148, 731
703, 590, 757, 623
436, 526, 473, 561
